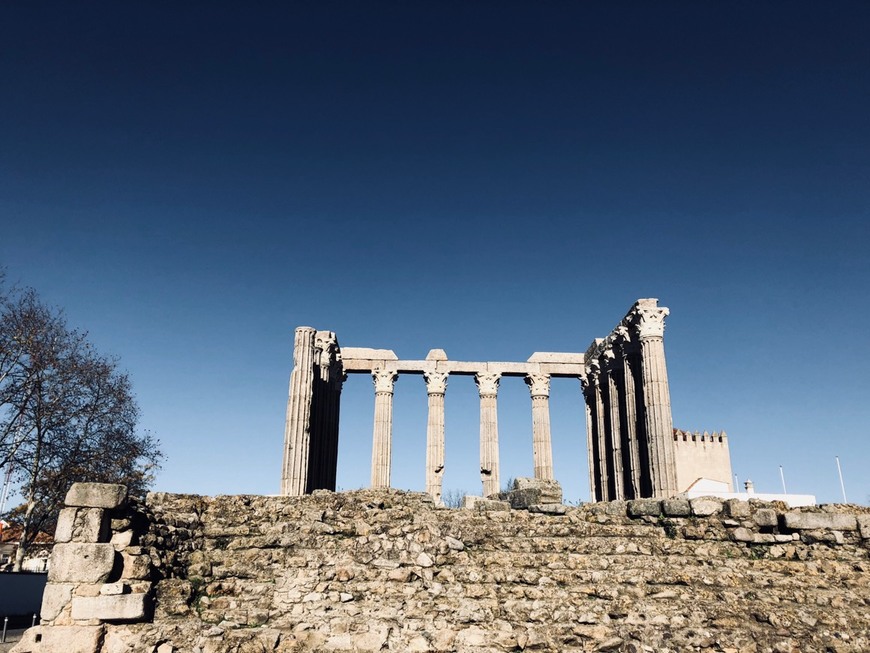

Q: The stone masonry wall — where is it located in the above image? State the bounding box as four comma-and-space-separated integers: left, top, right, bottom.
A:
13, 485, 870, 653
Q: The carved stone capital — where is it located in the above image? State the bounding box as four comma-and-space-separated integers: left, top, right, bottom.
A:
474, 372, 501, 397
631, 303, 669, 339
614, 324, 630, 341
584, 358, 601, 384
372, 369, 398, 394
524, 373, 551, 398
423, 371, 449, 395
315, 330, 342, 382
601, 340, 617, 365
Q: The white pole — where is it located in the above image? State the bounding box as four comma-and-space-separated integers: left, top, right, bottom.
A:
835, 456, 847, 503
779, 465, 787, 494
733, 473, 739, 494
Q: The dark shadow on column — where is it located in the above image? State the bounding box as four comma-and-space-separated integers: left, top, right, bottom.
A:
600, 380, 617, 501
614, 367, 636, 500
629, 351, 653, 497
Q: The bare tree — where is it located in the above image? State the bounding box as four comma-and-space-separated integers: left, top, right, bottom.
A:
0, 276, 162, 569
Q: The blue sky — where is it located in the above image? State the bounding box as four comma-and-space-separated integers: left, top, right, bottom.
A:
1, 2, 868, 505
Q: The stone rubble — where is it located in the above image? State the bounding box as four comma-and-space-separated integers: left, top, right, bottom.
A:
12, 484, 870, 653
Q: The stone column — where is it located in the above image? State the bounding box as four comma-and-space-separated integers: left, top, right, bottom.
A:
633, 300, 678, 497
581, 374, 601, 502
282, 327, 316, 496
525, 374, 553, 480
324, 370, 345, 491
602, 344, 624, 500
475, 372, 501, 497
593, 369, 609, 501
371, 369, 398, 489
618, 332, 642, 499
423, 371, 448, 503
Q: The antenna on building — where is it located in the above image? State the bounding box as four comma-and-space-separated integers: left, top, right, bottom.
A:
835, 456, 847, 503
779, 465, 787, 494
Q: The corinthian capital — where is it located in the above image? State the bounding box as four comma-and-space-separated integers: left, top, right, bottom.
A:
475, 372, 501, 397
372, 369, 398, 394
631, 300, 669, 339
423, 371, 449, 395
524, 373, 551, 398
315, 330, 341, 381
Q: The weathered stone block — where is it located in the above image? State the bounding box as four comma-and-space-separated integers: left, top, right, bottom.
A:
110, 530, 134, 551
100, 582, 128, 596
102, 626, 143, 653
120, 551, 152, 580
731, 527, 754, 542
627, 499, 661, 517
753, 508, 778, 528
690, 498, 723, 516
463, 496, 510, 511
71, 593, 148, 621
724, 499, 751, 519
41, 583, 74, 621
782, 512, 857, 531
415, 552, 434, 568
55, 508, 108, 544
510, 477, 563, 504
48, 543, 116, 583
857, 514, 870, 539
662, 499, 691, 517
752, 533, 777, 544
11, 625, 105, 653
153, 579, 192, 618
444, 536, 465, 551
528, 503, 567, 515
65, 483, 127, 509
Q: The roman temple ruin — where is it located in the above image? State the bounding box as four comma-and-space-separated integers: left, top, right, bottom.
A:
281, 298, 733, 502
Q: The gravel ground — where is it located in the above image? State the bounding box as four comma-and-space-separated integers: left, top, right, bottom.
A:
0, 627, 27, 652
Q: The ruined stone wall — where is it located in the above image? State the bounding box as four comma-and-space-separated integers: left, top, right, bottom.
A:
16, 487, 870, 653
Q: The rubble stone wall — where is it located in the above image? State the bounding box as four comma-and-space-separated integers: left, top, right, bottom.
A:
14, 485, 870, 653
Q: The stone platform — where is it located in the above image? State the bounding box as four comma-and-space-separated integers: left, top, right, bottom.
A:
13, 485, 870, 652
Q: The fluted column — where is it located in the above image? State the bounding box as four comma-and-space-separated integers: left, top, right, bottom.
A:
525, 373, 553, 480
424, 371, 448, 503
602, 344, 624, 500
581, 374, 601, 502
475, 372, 501, 497
282, 327, 316, 496
594, 369, 609, 500
324, 370, 345, 491
634, 301, 678, 497
371, 369, 398, 488
619, 336, 642, 499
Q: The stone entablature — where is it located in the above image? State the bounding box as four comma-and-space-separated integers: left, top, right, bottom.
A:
13, 483, 870, 653
341, 349, 586, 377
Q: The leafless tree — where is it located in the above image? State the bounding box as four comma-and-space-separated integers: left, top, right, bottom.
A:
0, 275, 162, 569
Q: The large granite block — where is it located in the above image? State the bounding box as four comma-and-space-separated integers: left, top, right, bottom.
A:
55, 507, 108, 543
48, 543, 116, 583
65, 483, 127, 509
71, 593, 148, 621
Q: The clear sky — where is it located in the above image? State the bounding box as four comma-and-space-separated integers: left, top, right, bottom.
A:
1, 2, 868, 505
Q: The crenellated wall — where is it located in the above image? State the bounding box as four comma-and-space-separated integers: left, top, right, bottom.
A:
12, 484, 870, 653
672, 429, 733, 492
